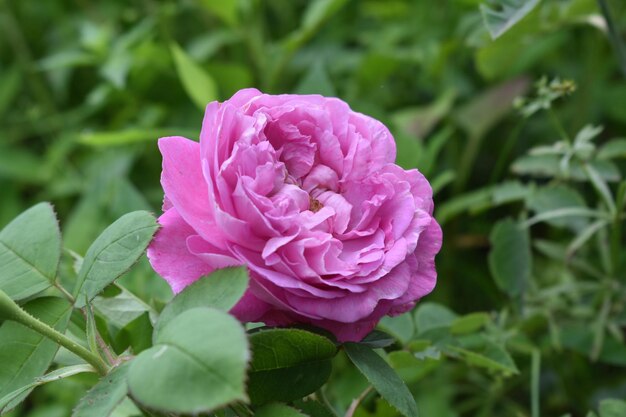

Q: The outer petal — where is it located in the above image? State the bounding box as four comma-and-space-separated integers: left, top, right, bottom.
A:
158, 136, 217, 242
147, 208, 214, 293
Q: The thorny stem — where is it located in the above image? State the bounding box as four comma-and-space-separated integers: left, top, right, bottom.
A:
0, 290, 110, 375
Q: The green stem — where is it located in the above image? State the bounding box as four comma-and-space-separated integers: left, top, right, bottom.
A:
598, 0, 626, 79
0, 290, 109, 375
547, 108, 570, 143
530, 349, 540, 417
230, 402, 254, 417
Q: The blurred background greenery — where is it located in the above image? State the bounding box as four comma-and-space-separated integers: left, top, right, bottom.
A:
2, 0, 626, 416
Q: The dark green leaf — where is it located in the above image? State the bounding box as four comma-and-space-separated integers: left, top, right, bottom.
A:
156, 267, 248, 334
488, 218, 531, 297
73, 362, 130, 417
248, 328, 337, 405
128, 308, 249, 414
0, 203, 61, 300
74, 211, 158, 307
360, 330, 396, 349
294, 399, 338, 417
0, 297, 72, 412
344, 343, 418, 417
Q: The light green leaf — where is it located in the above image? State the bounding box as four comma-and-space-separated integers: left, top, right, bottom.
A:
414, 302, 457, 334
597, 139, 626, 160
599, 399, 626, 417
128, 308, 249, 414
450, 313, 491, 335
284, 0, 349, 52
78, 128, 199, 147
198, 0, 239, 26
392, 90, 456, 141
488, 218, 531, 297
155, 266, 248, 334
74, 211, 158, 307
447, 340, 518, 375
512, 156, 621, 182
0, 297, 72, 412
171, 43, 218, 109
527, 185, 589, 230
296, 61, 336, 96
248, 328, 337, 405
378, 314, 415, 344
0, 364, 94, 413
255, 403, 308, 417
93, 290, 155, 329
480, 0, 541, 40
344, 343, 418, 417
73, 362, 130, 417
0, 203, 61, 300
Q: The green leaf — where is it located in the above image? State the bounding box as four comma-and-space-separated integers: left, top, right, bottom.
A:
128, 308, 249, 414
0, 364, 95, 413
597, 139, 626, 160
170, 43, 218, 110
198, 0, 239, 26
294, 399, 338, 417
344, 343, 418, 417
155, 266, 248, 334
78, 128, 199, 147
392, 90, 456, 140
0, 203, 61, 300
599, 399, 626, 417
296, 61, 336, 96
255, 403, 308, 417
73, 362, 130, 417
446, 340, 518, 375
414, 302, 457, 334
360, 330, 397, 349
0, 297, 72, 412
378, 314, 415, 344
248, 328, 337, 405
93, 290, 155, 329
480, 0, 541, 40
284, 0, 349, 52
512, 156, 621, 182
74, 211, 158, 307
527, 185, 588, 230
488, 218, 531, 297
450, 313, 491, 335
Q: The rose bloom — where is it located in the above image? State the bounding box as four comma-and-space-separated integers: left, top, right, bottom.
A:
148, 89, 442, 342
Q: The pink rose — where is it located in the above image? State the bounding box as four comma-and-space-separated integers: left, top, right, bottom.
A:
148, 89, 442, 342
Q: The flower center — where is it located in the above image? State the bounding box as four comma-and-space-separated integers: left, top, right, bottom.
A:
309, 195, 323, 212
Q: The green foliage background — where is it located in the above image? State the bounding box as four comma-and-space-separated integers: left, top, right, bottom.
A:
2, 0, 626, 416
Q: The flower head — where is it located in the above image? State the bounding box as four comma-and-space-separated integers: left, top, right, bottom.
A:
148, 89, 442, 341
